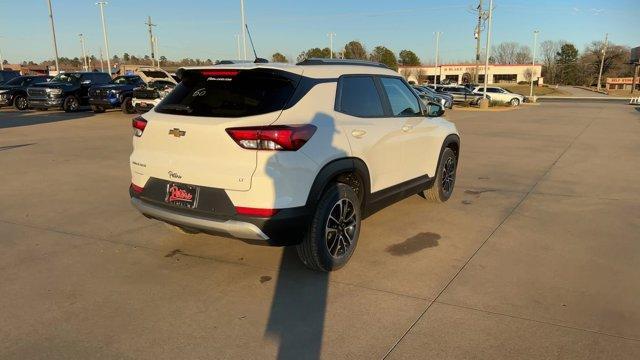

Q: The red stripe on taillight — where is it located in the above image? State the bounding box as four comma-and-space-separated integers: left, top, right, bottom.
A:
201, 70, 239, 77
226, 125, 316, 151
235, 207, 279, 217
130, 183, 144, 194
132, 116, 147, 137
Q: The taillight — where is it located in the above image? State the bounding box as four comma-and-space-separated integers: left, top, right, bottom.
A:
235, 207, 279, 217
132, 116, 147, 137
130, 183, 144, 194
226, 125, 317, 151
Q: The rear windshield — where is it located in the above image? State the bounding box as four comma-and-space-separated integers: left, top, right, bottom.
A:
156, 68, 300, 117
141, 70, 170, 79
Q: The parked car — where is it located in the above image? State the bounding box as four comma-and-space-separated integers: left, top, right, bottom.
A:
415, 85, 453, 109
435, 85, 486, 105
129, 59, 460, 271
0, 75, 52, 110
89, 67, 176, 113
0, 70, 20, 85
132, 79, 176, 113
27, 72, 112, 112
472, 86, 524, 106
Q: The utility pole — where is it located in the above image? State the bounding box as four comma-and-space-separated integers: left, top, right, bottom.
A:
145, 16, 156, 66
47, 0, 60, 74
79, 33, 88, 71
96, 2, 112, 76
240, 0, 247, 60
99, 48, 104, 72
596, 33, 608, 92
328, 32, 336, 59
153, 36, 160, 67
0, 46, 4, 71
482, 0, 494, 100
434, 32, 442, 84
529, 30, 539, 101
235, 34, 241, 59
474, 0, 483, 84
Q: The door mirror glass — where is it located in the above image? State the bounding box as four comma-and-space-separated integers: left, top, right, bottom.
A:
425, 102, 445, 117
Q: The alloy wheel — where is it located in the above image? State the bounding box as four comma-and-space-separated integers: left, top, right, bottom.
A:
441, 156, 456, 195
16, 96, 28, 110
325, 198, 358, 258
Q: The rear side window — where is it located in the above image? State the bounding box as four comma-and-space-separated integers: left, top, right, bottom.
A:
157, 69, 300, 117
336, 76, 384, 117
380, 77, 421, 116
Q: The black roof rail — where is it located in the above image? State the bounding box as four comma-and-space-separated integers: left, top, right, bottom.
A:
296, 58, 389, 69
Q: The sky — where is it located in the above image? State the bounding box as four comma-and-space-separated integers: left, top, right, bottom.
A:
0, 0, 637, 65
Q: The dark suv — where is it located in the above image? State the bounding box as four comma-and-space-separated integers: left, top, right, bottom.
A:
89, 75, 145, 113
27, 72, 112, 112
0, 70, 20, 85
0, 75, 52, 110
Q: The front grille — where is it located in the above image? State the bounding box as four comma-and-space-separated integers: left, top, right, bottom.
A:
27, 88, 47, 97
90, 88, 109, 99
133, 89, 159, 100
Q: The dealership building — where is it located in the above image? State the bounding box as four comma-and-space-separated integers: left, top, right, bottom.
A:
398, 64, 543, 85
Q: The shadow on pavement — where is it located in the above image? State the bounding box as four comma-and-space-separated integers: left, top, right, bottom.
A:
265, 247, 328, 360
0, 109, 97, 129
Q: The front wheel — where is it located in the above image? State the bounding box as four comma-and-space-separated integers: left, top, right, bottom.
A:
296, 183, 361, 272
63, 96, 80, 112
14, 95, 28, 110
421, 147, 457, 203
121, 97, 135, 114
510, 98, 520, 106
91, 105, 105, 113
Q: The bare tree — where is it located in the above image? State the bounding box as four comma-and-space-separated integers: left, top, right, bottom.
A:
493, 42, 519, 64
540, 40, 564, 84
514, 46, 532, 64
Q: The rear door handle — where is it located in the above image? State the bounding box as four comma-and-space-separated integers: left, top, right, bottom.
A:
351, 129, 367, 138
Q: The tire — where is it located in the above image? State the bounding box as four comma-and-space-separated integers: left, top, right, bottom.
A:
510, 98, 520, 106
91, 105, 106, 113
14, 94, 28, 110
63, 96, 80, 112
422, 147, 458, 203
296, 183, 361, 272
121, 97, 135, 114
35, 108, 48, 111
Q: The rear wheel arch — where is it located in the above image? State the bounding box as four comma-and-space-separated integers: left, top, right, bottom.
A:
305, 157, 371, 212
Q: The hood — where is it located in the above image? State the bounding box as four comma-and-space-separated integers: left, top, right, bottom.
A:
0, 84, 19, 91
31, 82, 74, 90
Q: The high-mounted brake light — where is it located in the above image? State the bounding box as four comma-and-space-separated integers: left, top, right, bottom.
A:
235, 207, 279, 217
226, 125, 317, 151
201, 70, 239, 77
132, 116, 147, 137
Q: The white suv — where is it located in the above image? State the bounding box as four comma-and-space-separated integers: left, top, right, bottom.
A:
472, 86, 524, 106
129, 59, 460, 271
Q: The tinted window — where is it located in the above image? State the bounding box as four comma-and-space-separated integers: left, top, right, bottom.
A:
32, 77, 51, 84
4, 76, 25, 86
157, 68, 299, 118
380, 77, 421, 116
337, 76, 384, 117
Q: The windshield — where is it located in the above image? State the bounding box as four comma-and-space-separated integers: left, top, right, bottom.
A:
156, 68, 300, 117
4, 77, 25, 85
50, 73, 80, 84
111, 76, 139, 85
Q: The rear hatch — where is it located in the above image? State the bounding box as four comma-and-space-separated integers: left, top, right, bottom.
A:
132, 66, 303, 191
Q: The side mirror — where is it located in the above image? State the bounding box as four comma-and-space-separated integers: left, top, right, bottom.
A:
81, 79, 92, 85
425, 102, 445, 117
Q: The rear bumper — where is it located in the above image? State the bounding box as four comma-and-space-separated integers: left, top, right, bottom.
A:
131, 197, 270, 241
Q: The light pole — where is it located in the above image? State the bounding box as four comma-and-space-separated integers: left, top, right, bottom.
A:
434, 32, 442, 84
99, 48, 104, 72
328, 32, 336, 59
474, 0, 483, 84
596, 33, 608, 92
240, 0, 247, 60
0, 45, 4, 71
79, 33, 88, 71
146, 16, 156, 66
153, 36, 160, 67
47, 0, 60, 74
96, 2, 112, 76
481, 0, 494, 101
529, 30, 539, 101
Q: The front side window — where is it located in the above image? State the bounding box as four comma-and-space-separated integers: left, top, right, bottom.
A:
157, 68, 299, 117
337, 76, 384, 117
380, 77, 421, 116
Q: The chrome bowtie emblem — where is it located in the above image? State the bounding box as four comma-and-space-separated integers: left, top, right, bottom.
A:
168, 128, 186, 137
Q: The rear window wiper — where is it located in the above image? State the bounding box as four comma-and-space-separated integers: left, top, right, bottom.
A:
157, 104, 193, 114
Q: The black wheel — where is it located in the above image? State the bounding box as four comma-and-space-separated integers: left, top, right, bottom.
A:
510, 98, 520, 106
63, 96, 80, 112
121, 97, 135, 114
14, 94, 28, 110
422, 147, 457, 203
91, 105, 106, 113
296, 183, 361, 272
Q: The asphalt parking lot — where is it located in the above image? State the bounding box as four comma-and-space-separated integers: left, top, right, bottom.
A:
1, 103, 639, 359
